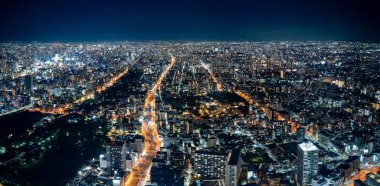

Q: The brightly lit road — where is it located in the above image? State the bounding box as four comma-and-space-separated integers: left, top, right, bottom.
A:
33, 66, 130, 115
124, 55, 176, 186
200, 61, 222, 91
201, 59, 300, 132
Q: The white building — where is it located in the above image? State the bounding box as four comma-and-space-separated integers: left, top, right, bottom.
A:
297, 142, 319, 186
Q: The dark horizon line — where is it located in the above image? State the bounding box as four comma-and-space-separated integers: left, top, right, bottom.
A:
1, 39, 379, 44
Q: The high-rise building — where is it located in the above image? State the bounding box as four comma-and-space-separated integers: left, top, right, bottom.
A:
226, 149, 243, 186
0, 57, 6, 79
338, 156, 360, 181
207, 136, 217, 148
194, 150, 229, 184
24, 75, 33, 91
297, 142, 319, 186
99, 154, 107, 169
273, 121, 285, 138
106, 141, 126, 175
354, 180, 368, 186
127, 135, 144, 154
366, 173, 380, 186
171, 150, 185, 168
297, 127, 306, 142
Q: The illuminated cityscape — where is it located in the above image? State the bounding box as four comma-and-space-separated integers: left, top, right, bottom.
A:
1, 0, 380, 186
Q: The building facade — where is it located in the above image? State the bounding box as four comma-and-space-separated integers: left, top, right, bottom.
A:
297, 142, 319, 186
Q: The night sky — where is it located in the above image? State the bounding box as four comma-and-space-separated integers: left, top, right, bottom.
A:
0, 0, 379, 42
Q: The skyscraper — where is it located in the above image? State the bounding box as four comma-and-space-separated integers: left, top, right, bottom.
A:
106, 141, 126, 175
297, 127, 306, 142
24, 75, 33, 91
226, 149, 242, 186
297, 142, 319, 186
274, 121, 285, 138
194, 150, 228, 184
366, 173, 380, 186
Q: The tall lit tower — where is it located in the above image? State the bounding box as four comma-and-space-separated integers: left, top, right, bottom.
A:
297, 142, 319, 186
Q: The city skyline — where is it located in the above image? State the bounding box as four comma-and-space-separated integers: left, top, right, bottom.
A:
1, 1, 380, 186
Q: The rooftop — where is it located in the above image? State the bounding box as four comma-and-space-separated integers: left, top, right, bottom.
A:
299, 142, 318, 152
